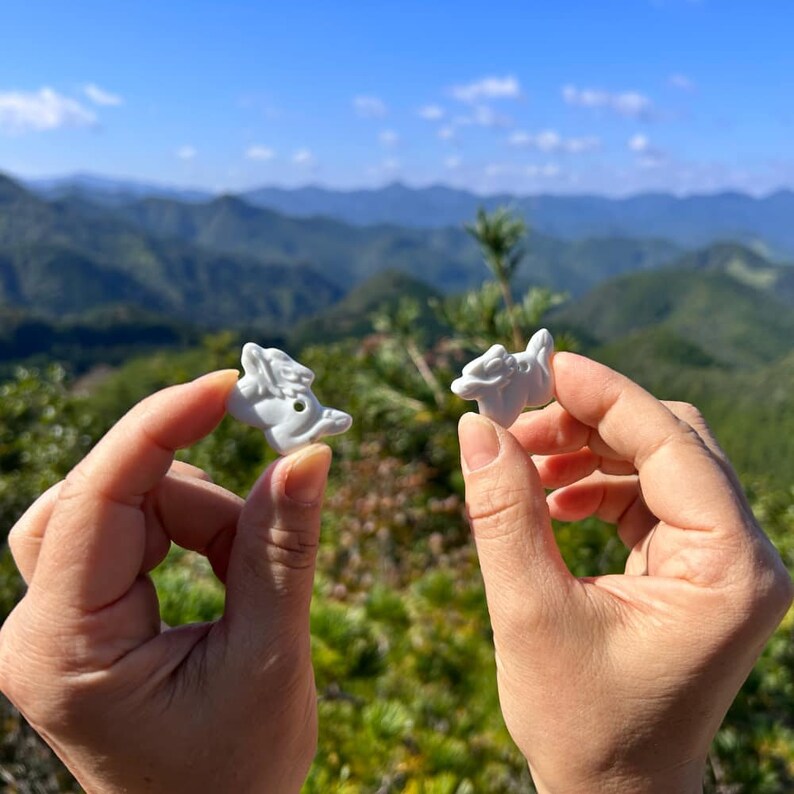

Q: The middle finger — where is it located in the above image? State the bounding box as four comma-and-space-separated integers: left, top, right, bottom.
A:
534, 448, 636, 489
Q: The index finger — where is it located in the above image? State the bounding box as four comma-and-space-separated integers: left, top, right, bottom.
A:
32, 370, 239, 612
551, 353, 748, 537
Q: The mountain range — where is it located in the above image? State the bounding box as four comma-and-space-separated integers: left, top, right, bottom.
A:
25, 173, 794, 259
3, 169, 792, 384
0, 171, 683, 324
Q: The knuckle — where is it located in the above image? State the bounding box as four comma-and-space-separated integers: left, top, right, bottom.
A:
637, 419, 704, 468
6, 528, 22, 558
725, 531, 794, 625
59, 465, 93, 503
751, 556, 794, 618
666, 401, 714, 438
665, 400, 701, 421
776, 571, 794, 613
170, 460, 213, 483
243, 515, 319, 574
466, 476, 528, 537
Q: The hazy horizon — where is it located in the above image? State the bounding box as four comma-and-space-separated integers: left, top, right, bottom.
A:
15, 168, 794, 202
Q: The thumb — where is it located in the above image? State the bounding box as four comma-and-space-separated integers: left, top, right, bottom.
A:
459, 414, 573, 641
222, 444, 331, 654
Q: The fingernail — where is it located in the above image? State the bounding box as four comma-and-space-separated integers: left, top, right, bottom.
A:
284, 445, 332, 503
459, 414, 500, 471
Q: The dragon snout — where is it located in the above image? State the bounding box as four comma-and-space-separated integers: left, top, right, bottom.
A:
322, 407, 353, 432
451, 376, 479, 399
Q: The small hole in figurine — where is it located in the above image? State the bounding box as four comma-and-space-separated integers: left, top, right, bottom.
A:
294, 401, 306, 413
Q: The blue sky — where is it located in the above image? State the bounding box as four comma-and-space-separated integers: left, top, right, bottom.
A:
1, 0, 793, 196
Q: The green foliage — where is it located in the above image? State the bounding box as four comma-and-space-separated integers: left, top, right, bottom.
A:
0, 689, 82, 793
306, 560, 529, 792
465, 207, 528, 349
153, 549, 225, 626
0, 305, 200, 377
704, 486, 794, 792
0, 365, 97, 538
291, 269, 444, 351
0, 366, 97, 792
593, 339, 794, 488
437, 282, 567, 352
465, 207, 527, 286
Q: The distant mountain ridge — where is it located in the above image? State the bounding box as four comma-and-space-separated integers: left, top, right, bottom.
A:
105, 191, 681, 295
242, 184, 794, 259
27, 172, 213, 205
24, 173, 794, 258
3, 170, 792, 352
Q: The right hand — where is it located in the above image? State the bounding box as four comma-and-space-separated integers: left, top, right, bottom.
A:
458, 353, 792, 793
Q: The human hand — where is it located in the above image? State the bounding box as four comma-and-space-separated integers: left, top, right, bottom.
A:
458, 353, 793, 794
0, 371, 331, 793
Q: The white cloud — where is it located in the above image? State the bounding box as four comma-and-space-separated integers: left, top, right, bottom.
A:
451, 75, 521, 103
526, 163, 561, 178
353, 95, 387, 119
83, 83, 123, 106
481, 162, 563, 184
472, 104, 510, 127
669, 73, 696, 91
438, 125, 456, 141
418, 104, 445, 120
638, 155, 665, 169
534, 130, 562, 151
379, 129, 399, 147
627, 134, 665, 167
176, 145, 197, 161
509, 128, 600, 153
246, 145, 275, 161
628, 133, 650, 153
509, 131, 532, 147
454, 104, 512, 129
366, 157, 402, 179
0, 87, 96, 134
484, 163, 505, 177
445, 155, 461, 170
614, 92, 653, 117
293, 148, 315, 166
566, 136, 601, 153
562, 84, 654, 119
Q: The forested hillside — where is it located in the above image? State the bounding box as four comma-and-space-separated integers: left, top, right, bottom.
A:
1, 171, 682, 314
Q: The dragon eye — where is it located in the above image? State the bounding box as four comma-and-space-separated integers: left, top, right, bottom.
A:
293, 401, 306, 413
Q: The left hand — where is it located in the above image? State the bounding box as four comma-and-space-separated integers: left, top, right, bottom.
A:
0, 371, 331, 793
